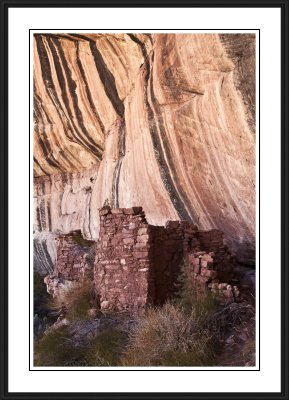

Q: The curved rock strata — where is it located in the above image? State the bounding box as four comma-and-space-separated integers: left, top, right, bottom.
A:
34, 33, 256, 266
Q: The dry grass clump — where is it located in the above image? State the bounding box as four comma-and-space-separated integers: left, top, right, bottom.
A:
49, 279, 98, 322
34, 325, 128, 367
84, 328, 128, 366
121, 302, 215, 366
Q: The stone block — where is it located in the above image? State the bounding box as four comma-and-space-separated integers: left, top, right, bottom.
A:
233, 286, 240, 297
137, 227, 148, 235
101, 301, 109, 310
122, 233, 134, 239
134, 251, 149, 259
123, 238, 135, 245
202, 254, 214, 263
223, 290, 234, 298
137, 235, 149, 243
111, 208, 124, 214
124, 207, 143, 215
134, 242, 148, 248
105, 265, 120, 270
165, 221, 180, 229
218, 283, 227, 290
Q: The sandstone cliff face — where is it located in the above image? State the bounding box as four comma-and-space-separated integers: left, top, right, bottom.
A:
34, 33, 255, 268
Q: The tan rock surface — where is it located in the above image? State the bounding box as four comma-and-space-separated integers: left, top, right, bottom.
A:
34, 33, 255, 265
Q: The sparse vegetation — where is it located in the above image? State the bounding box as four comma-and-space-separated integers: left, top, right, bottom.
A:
175, 262, 219, 316
85, 328, 128, 366
34, 324, 129, 367
49, 279, 98, 322
34, 326, 88, 366
121, 302, 216, 366
34, 260, 255, 367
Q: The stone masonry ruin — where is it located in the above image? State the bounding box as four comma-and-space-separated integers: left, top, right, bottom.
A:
44, 206, 240, 311
94, 206, 237, 312
44, 230, 95, 297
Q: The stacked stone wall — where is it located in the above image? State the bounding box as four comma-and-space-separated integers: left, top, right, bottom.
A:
196, 230, 235, 282
94, 207, 154, 312
94, 207, 236, 311
54, 230, 95, 281
186, 251, 240, 301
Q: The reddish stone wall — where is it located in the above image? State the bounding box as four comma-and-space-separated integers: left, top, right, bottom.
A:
94, 207, 154, 312
94, 207, 236, 312
196, 230, 235, 282
54, 230, 95, 281
186, 251, 240, 301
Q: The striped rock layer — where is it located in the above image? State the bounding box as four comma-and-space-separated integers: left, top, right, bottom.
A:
34, 33, 256, 267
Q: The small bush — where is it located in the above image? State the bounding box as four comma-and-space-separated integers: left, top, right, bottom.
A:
34, 326, 87, 366
121, 303, 215, 366
174, 262, 194, 312
50, 279, 97, 322
175, 262, 219, 318
85, 328, 128, 366
34, 321, 129, 367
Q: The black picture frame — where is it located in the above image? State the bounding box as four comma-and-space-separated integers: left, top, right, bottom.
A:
1, 0, 288, 399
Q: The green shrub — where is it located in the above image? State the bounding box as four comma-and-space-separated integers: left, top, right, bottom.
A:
174, 262, 194, 312
175, 262, 219, 318
34, 321, 128, 367
34, 326, 88, 366
85, 328, 128, 366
